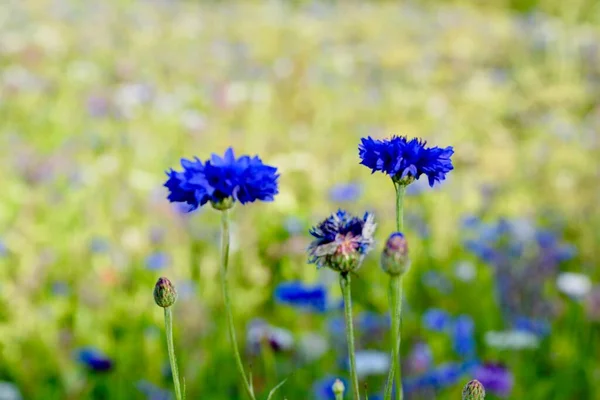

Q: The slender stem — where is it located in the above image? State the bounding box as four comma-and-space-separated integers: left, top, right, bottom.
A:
389, 182, 407, 400
335, 392, 344, 400
164, 307, 183, 400
219, 209, 255, 400
340, 273, 360, 400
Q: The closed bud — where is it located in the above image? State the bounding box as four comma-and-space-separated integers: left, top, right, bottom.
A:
462, 379, 485, 400
332, 379, 345, 396
381, 232, 410, 276
154, 277, 177, 308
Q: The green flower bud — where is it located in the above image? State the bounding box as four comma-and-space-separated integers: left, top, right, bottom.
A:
332, 379, 345, 396
462, 379, 485, 400
154, 277, 177, 308
211, 197, 234, 211
381, 232, 410, 276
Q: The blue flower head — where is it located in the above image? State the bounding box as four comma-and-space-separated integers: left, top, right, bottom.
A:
274, 281, 328, 313
308, 209, 376, 273
164, 148, 279, 211
423, 308, 452, 332
452, 315, 476, 358
76, 347, 113, 372
358, 136, 454, 186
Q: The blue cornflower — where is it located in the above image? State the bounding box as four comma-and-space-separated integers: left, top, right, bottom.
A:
76, 347, 113, 372
164, 147, 279, 211
358, 136, 454, 186
329, 182, 362, 202
513, 316, 550, 337
473, 363, 514, 397
313, 376, 349, 400
416, 362, 463, 389
423, 308, 452, 332
452, 315, 476, 358
145, 252, 170, 271
308, 209, 376, 273
274, 281, 328, 313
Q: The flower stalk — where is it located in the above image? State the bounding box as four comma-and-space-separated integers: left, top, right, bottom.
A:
340, 273, 360, 400
219, 209, 255, 400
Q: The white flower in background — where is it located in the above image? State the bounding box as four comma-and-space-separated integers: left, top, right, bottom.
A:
484, 330, 539, 350
0, 382, 22, 400
354, 350, 390, 378
557, 272, 592, 299
298, 332, 329, 362
454, 261, 476, 282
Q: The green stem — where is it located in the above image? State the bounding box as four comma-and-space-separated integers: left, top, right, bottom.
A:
164, 307, 183, 400
219, 209, 255, 400
391, 182, 407, 400
340, 273, 360, 400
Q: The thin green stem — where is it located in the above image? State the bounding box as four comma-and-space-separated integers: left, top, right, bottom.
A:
395, 182, 405, 232
164, 307, 183, 400
340, 273, 360, 400
219, 209, 255, 400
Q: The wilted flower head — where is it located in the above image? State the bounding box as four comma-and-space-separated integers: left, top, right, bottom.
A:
153, 277, 177, 308
164, 147, 279, 211
358, 136, 454, 186
462, 379, 486, 400
381, 232, 410, 276
308, 210, 376, 274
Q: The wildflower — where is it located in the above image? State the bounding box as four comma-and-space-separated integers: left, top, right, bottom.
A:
452, 315, 476, 358
358, 136, 453, 186
308, 209, 376, 273
423, 308, 452, 332
462, 379, 486, 400
454, 261, 477, 282
353, 350, 390, 378
381, 232, 410, 276
417, 362, 463, 389
246, 319, 294, 354
164, 148, 279, 211
512, 316, 550, 337
473, 364, 513, 397
76, 347, 113, 372
0, 240, 6, 257
313, 376, 350, 400
556, 272, 592, 299
329, 182, 362, 202
407, 342, 433, 374
274, 281, 328, 313
145, 252, 170, 271
153, 277, 177, 308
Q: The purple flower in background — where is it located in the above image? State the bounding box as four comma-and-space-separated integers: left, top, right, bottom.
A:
145, 252, 170, 271
358, 136, 454, 186
76, 347, 113, 372
86, 94, 110, 118
164, 148, 279, 211
423, 308, 452, 332
274, 281, 328, 313
452, 315, 476, 358
473, 363, 514, 397
329, 182, 362, 202
407, 342, 433, 374
313, 376, 349, 400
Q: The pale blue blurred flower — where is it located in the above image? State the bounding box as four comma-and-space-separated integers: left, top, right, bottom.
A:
423, 308, 451, 332
145, 252, 170, 271
328, 182, 362, 202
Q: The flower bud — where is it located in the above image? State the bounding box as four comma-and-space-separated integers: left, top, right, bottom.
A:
154, 277, 178, 308
462, 379, 485, 400
381, 232, 410, 276
332, 379, 345, 397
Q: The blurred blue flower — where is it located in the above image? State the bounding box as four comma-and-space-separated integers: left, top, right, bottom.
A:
357, 311, 390, 333
452, 315, 476, 358
423, 308, 452, 332
89, 237, 110, 254
136, 380, 172, 400
329, 182, 362, 202
275, 281, 327, 313
358, 136, 454, 186
0, 381, 22, 400
513, 316, 550, 337
0, 241, 6, 257
76, 347, 113, 372
407, 342, 433, 374
422, 271, 452, 293
145, 252, 170, 271
313, 376, 349, 400
51, 281, 69, 296
308, 210, 376, 271
283, 216, 305, 235
164, 148, 279, 211
473, 363, 514, 397
416, 362, 463, 389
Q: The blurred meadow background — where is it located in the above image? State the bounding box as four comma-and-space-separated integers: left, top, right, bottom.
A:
1, 0, 600, 399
